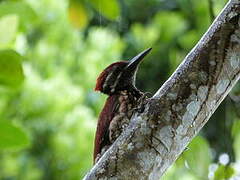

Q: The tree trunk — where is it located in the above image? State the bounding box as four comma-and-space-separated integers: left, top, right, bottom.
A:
84, 0, 240, 179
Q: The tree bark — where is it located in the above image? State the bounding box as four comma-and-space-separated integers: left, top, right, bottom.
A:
84, 0, 240, 179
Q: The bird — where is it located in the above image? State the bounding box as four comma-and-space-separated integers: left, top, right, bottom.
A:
93, 48, 152, 163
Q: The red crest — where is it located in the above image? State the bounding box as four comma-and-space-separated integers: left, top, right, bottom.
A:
95, 61, 126, 92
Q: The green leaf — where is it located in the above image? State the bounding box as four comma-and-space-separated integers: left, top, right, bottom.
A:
182, 136, 212, 178
234, 129, 240, 162
0, 1, 37, 30
0, 14, 19, 47
131, 23, 159, 49
68, 1, 89, 29
153, 12, 187, 42
0, 121, 30, 150
178, 30, 200, 50
89, 0, 120, 20
214, 165, 235, 180
0, 49, 24, 87
232, 119, 240, 137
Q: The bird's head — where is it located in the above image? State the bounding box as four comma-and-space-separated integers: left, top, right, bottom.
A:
95, 48, 152, 95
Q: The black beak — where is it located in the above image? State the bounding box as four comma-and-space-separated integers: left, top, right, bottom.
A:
125, 48, 152, 71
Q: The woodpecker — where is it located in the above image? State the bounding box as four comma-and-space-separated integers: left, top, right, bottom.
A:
93, 48, 152, 163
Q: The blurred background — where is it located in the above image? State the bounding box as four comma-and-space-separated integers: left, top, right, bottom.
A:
0, 0, 239, 179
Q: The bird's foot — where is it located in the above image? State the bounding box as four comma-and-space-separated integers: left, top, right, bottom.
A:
137, 92, 152, 113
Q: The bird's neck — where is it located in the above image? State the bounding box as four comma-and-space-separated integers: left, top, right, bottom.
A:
117, 86, 143, 99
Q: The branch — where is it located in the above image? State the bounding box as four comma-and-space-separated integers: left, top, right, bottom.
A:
84, 0, 240, 179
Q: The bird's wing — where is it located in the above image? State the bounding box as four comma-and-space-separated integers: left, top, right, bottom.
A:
93, 95, 119, 162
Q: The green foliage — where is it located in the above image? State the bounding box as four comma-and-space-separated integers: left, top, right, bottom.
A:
89, 0, 120, 20
0, 1, 37, 30
162, 136, 212, 180
232, 118, 240, 138
0, 121, 29, 150
153, 12, 187, 42
0, 49, 24, 87
214, 165, 235, 180
234, 126, 240, 162
130, 23, 160, 49
52, 106, 95, 178
178, 30, 199, 50
182, 136, 212, 178
68, 0, 89, 28
0, 14, 19, 47
0, 0, 238, 179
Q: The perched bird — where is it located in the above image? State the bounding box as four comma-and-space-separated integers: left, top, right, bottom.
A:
93, 48, 152, 163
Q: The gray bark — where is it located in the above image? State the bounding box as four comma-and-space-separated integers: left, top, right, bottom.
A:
83, 0, 240, 179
